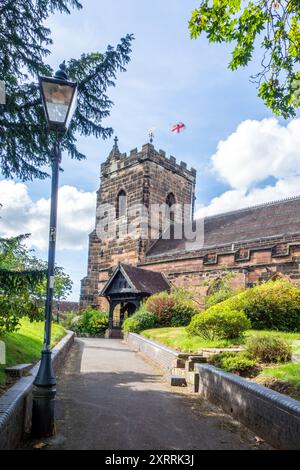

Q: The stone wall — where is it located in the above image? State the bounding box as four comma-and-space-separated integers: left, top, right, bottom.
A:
139, 239, 300, 305
80, 143, 196, 308
127, 332, 189, 371
195, 363, 300, 450
0, 331, 74, 450
126, 332, 300, 450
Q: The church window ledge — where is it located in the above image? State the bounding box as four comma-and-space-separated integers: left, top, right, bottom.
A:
271, 244, 290, 258
235, 249, 251, 262
203, 254, 218, 265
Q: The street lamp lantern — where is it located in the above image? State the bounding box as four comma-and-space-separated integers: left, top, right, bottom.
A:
39, 61, 77, 132
32, 62, 77, 438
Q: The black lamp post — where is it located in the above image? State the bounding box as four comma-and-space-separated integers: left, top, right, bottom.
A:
31, 62, 77, 438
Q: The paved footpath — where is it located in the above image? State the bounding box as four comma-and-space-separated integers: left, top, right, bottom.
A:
31, 338, 271, 450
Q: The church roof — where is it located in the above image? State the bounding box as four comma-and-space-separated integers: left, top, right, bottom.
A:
101, 263, 171, 296
146, 196, 300, 259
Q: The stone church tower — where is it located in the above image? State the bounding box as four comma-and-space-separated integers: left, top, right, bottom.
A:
80, 138, 197, 309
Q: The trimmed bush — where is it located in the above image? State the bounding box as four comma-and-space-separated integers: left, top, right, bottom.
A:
170, 301, 198, 326
67, 308, 108, 336
205, 289, 234, 309
122, 305, 158, 334
187, 306, 251, 340
209, 351, 257, 376
207, 280, 300, 332
246, 335, 292, 363
145, 292, 175, 326
145, 291, 199, 327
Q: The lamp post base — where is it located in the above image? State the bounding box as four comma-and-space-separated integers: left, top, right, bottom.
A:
32, 385, 56, 438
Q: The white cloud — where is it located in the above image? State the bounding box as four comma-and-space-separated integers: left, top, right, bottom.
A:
211, 118, 300, 190
196, 176, 300, 219
196, 118, 300, 218
0, 181, 95, 251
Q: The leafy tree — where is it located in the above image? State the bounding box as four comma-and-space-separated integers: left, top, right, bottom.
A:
0, 0, 133, 180
35, 264, 73, 322
0, 235, 45, 333
52, 266, 73, 303
189, 1, 300, 118
0, 234, 73, 333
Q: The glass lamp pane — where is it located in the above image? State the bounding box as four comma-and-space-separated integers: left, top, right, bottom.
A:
65, 86, 77, 129
42, 81, 74, 124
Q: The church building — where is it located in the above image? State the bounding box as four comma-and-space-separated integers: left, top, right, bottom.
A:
80, 139, 300, 336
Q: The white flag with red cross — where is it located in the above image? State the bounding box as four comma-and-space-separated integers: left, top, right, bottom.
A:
171, 122, 186, 134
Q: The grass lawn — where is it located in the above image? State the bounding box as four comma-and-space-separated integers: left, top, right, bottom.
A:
0, 318, 66, 387
255, 363, 300, 400
259, 363, 300, 387
141, 327, 241, 352
142, 326, 300, 400
141, 327, 300, 354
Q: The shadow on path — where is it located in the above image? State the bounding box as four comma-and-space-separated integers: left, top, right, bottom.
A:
25, 339, 271, 450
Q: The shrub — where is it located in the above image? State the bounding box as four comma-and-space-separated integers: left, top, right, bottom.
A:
187, 306, 251, 340
170, 301, 198, 327
208, 280, 300, 332
61, 311, 78, 330
205, 289, 234, 309
241, 281, 300, 331
85, 311, 109, 337
122, 305, 158, 334
67, 308, 108, 336
171, 287, 195, 302
205, 273, 239, 309
145, 292, 175, 326
209, 351, 257, 376
145, 290, 199, 327
246, 335, 292, 363
69, 314, 83, 335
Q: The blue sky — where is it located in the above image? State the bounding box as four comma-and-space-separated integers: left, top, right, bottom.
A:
1, 0, 300, 300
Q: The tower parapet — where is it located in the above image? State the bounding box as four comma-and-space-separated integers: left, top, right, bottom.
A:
101, 142, 196, 183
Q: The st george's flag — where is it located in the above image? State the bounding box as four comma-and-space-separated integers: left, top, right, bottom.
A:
171, 122, 186, 134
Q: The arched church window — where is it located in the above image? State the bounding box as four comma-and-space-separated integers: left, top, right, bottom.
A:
116, 190, 127, 219
166, 192, 176, 223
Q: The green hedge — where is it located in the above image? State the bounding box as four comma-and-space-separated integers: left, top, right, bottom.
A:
209, 351, 257, 376
62, 308, 108, 336
187, 306, 250, 340
246, 334, 292, 363
204, 280, 300, 332
122, 305, 158, 334
145, 290, 199, 327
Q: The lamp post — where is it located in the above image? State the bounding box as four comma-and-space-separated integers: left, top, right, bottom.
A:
31, 62, 77, 438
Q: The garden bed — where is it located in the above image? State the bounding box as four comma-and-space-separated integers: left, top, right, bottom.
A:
253, 363, 300, 401
141, 327, 300, 400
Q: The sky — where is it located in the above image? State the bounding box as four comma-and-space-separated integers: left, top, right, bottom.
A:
1, 0, 300, 300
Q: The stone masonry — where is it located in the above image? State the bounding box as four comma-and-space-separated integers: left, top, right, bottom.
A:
80, 140, 300, 309
80, 140, 196, 309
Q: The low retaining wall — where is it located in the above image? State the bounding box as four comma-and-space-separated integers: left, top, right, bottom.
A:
195, 363, 300, 450
126, 333, 189, 371
127, 333, 300, 449
0, 330, 74, 450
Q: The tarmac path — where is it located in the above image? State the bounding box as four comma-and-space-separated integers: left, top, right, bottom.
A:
31, 338, 270, 450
